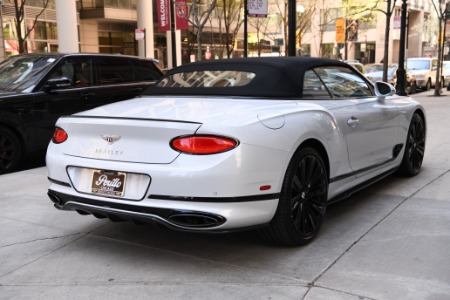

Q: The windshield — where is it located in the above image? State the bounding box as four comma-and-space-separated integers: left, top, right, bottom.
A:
365, 65, 397, 79
0, 55, 58, 92
407, 60, 430, 71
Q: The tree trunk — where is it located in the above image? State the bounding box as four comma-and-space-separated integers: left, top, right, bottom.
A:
13, 0, 50, 54
16, 21, 26, 53
434, 16, 443, 96
197, 28, 203, 61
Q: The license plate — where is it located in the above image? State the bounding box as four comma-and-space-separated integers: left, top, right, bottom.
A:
91, 170, 126, 197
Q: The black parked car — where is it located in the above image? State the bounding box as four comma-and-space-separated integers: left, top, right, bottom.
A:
0, 53, 163, 174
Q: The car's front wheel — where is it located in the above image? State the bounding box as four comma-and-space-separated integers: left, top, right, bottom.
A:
0, 127, 22, 175
397, 113, 425, 176
260, 147, 328, 246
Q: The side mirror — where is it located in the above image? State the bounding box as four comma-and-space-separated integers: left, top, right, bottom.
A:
44, 77, 72, 92
374, 81, 396, 97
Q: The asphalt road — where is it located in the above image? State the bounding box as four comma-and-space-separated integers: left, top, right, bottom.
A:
0, 90, 449, 300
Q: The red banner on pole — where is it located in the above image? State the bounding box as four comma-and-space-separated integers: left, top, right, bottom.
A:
175, 0, 189, 30
158, 0, 171, 31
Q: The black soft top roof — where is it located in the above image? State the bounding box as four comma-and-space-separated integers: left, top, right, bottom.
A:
146, 57, 353, 98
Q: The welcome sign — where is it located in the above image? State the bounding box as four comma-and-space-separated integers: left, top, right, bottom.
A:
158, 0, 171, 31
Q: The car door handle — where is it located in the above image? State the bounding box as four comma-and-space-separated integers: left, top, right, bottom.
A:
347, 116, 359, 128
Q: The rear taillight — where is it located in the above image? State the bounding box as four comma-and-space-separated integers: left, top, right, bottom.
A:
52, 127, 68, 144
171, 135, 238, 154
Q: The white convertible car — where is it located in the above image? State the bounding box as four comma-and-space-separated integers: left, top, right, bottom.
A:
46, 57, 426, 246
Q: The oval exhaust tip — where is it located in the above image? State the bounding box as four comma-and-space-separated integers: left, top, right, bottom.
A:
47, 192, 62, 206
168, 213, 225, 228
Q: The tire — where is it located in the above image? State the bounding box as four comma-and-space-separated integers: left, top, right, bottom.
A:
408, 81, 417, 94
397, 113, 425, 177
259, 147, 328, 246
0, 127, 22, 175
424, 79, 431, 91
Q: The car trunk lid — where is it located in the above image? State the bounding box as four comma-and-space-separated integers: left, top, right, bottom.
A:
56, 116, 201, 164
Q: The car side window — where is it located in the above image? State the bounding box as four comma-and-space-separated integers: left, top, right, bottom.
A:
130, 59, 163, 81
47, 57, 95, 88
302, 70, 332, 99
315, 66, 373, 99
97, 57, 135, 85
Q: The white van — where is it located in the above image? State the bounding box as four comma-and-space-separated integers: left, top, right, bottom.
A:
406, 57, 439, 90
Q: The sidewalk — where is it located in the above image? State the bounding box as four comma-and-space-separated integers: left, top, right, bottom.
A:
0, 90, 449, 300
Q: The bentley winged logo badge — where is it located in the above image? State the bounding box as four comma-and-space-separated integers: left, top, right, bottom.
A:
101, 134, 121, 145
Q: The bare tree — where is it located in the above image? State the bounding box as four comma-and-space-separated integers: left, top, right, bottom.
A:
7, 0, 50, 53
248, 17, 272, 56
368, 0, 397, 82
179, 0, 218, 61
247, 8, 283, 56
279, 0, 288, 55
313, 0, 340, 58
214, 0, 244, 58
296, 2, 317, 56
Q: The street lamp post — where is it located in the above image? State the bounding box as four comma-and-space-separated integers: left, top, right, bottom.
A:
244, 0, 248, 57
396, 0, 408, 96
170, 0, 177, 67
288, 0, 296, 56
288, 1, 304, 56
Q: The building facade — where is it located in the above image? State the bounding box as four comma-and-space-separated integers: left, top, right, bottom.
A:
0, 0, 440, 66
299, 0, 436, 63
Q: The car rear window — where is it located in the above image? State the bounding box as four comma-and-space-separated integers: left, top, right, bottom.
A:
157, 70, 256, 88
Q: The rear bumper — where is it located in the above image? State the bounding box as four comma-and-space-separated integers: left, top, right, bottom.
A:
46, 135, 288, 231
48, 189, 279, 232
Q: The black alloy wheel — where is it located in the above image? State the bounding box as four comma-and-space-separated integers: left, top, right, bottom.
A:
397, 113, 425, 177
260, 147, 328, 246
0, 127, 22, 175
